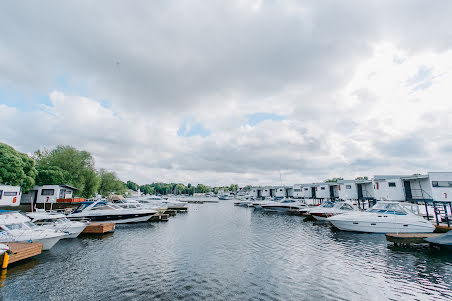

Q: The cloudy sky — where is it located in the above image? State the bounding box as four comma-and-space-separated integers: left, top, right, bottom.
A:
1, 1, 452, 186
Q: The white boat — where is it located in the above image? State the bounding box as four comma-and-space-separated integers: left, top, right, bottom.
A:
261, 199, 309, 213
0, 243, 8, 256
161, 199, 188, 210
309, 201, 357, 221
328, 201, 435, 233
134, 198, 169, 212
68, 201, 157, 224
0, 211, 66, 250
27, 210, 88, 239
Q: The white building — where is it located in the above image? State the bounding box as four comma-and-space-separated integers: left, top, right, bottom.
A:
372, 175, 406, 201
314, 183, 339, 200
355, 179, 375, 201
0, 185, 21, 207
292, 184, 303, 198
401, 172, 452, 202
337, 180, 359, 200
21, 184, 77, 204
274, 186, 294, 198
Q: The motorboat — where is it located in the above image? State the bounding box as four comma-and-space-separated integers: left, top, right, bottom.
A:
425, 231, 452, 248
27, 210, 88, 238
0, 210, 66, 250
0, 244, 8, 256
328, 201, 435, 233
261, 199, 309, 213
68, 201, 157, 224
161, 199, 188, 210
309, 201, 357, 221
134, 198, 169, 213
218, 194, 234, 200
252, 197, 279, 209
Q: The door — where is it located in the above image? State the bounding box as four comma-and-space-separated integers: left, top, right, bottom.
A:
404, 181, 412, 200
329, 186, 334, 198
357, 184, 363, 199
311, 187, 316, 198
59, 189, 65, 199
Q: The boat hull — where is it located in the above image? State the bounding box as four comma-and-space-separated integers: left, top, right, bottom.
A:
71, 212, 155, 224
329, 220, 435, 234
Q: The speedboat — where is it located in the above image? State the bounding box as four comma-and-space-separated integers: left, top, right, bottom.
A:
218, 194, 234, 200
0, 211, 66, 250
68, 201, 157, 224
261, 199, 309, 213
309, 201, 357, 221
161, 199, 188, 210
328, 201, 435, 233
135, 198, 169, 213
27, 210, 88, 238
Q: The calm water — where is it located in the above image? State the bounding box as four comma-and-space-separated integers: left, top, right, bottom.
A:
1, 199, 452, 301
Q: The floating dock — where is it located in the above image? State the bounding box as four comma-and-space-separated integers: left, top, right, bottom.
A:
82, 222, 115, 234
435, 224, 452, 232
150, 213, 169, 222
385, 233, 441, 246
1, 242, 43, 268
164, 209, 177, 216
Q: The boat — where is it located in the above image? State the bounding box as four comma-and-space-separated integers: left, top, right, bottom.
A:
68, 201, 157, 224
309, 201, 357, 221
134, 198, 169, 213
261, 198, 309, 213
328, 201, 435, 233
425, 231, 452, 248
0, 210, 66, 250
218, 194, 234, 200
161, 199, 188, 210
27, 210, 88, 238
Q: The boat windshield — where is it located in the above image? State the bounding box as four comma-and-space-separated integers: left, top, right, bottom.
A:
336, 203, 354, 210
322, 202, 335, 208
25, 222, 38, 229
367, 203, 408, 215
4, 223, 29, 231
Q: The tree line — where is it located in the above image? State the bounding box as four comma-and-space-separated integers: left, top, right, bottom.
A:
0, 142, 242, 198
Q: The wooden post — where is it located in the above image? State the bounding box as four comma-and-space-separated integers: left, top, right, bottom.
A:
444, 203, 450, 228
433, 201, 440, 226
424, 202, 430, 221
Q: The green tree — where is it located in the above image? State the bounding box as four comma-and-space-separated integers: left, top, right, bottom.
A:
35, 145, 100, 198
242, 185, 252, 191
0, 143, 37, 192
355, 176, 368, 180
140, 184, 155, 195
99, 169, 126, 197
127, 180, 139, 191
35, 166, 68, 186
324, 177, 343, 183
229, 184, 239, 192
195, 184, 211, 193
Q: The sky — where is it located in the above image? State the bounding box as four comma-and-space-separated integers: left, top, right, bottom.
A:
1, 0, 452, 186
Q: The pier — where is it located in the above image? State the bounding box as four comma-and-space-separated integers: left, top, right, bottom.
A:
1, 242, 43, 268
82, 222, 116, 234
385, 233, 441, 246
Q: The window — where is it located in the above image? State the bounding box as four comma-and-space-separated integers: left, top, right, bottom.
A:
0, 190, 2, 199
304, 188, 308, 191
321, 187, 325, 190
41, 189, 55, 196
346, 185, 352, 189
432, 181, 452, 187
3, 191, 17, 196
294, 189, 301, 192
388, 182, 396, 187
279, 189, 283, 191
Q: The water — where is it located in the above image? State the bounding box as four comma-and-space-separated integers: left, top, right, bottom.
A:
1, 199, 452, 301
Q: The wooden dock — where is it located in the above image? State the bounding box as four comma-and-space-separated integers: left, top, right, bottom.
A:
385, 233, 441, 246
435, 224, 452, 232
164, 209, 177, 216
1, 242, 43, 268
82, 222, 115, 234
150, 213, 169, 222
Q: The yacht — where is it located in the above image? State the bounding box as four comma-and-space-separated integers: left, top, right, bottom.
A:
218, 194, 234, 200
27, 210, 88, 238
309, 201, 357, 221
134, 198, 169, 213
161, 199, 188, 210
261, 199, 309, 213
68, 201, 157, 224
0, 211, 66, 250
328, 201, 435, 233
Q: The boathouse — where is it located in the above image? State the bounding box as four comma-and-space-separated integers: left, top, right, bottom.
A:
21, 184, 78, 204
274, 186, 294, 198
292, 184, 303, 198
314, 183, 339, 200
354, 179, 375, 201
0, 185, 21, 207
372, 175, 406, 201
401, 172, 452, 202
337, 180, 359, 200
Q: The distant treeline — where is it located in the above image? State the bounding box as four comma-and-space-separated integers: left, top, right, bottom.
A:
0, 142, 246, 198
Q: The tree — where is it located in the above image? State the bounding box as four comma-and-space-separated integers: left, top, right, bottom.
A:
242, 185, 252, 191
195, 184, 210, 193
99, 169, 127, 197
34, 145, 100, 198
140, 184, 154, 195
355, 176, 368, 180
0, 143, 37, 192
324, 177, 343, 183
127, 181, 139, 191
35, 166, 68, 186
229, 184, 239, 192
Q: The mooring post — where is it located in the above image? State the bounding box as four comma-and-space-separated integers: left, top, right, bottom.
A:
424, 201, 430, 221
433, 201, 440, 226
444, 203, 450, 228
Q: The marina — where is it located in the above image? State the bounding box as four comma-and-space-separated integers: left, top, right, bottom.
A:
0, 199, 451, 300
